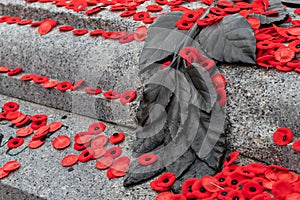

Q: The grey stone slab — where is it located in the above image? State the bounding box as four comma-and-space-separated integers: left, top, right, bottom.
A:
0, 22, 143, 93
0, 73, 140, 128
0, 94, 156, 200
221, 64, 300, 173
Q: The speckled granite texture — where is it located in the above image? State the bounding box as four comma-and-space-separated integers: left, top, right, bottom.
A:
0, 95, 156, 200
0, 73, 141, 128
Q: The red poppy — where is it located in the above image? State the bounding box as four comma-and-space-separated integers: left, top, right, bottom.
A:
176, 19, 194, 30
28, 138, 45, 149
14, 116, 30, 128
179, 46, 199, 60
38, 19, 56, 35
294, 8, 300, 15
7, 67, 22, 76
274, 47, 295, 63
104, 146, 122, 159
20, 74, 36, 81
61, 154, 79, 167
169, 194, 186, 200
16, 127, 33, 137
91, 147, 106, 159
272, 180, 293, 199
7, 137, 24, 149
33, 76, 49, 84
288, 40, 300, 53
256, 41, 275, 50
191, 180, 212, 199
134, 26, 148, 42
52, 135, 71, 150
276, 65, 294, 72
146, 4, 162, 12
247, 162, 267, 175
95, 156, 113, 170
85, 88, 102, 95
200, 59, 215, 71
216, 0, 233, 8
226, 172, 247, 189
0, 168, 10, 179
32, 125, 50, 139
31, 114, 47, 122
143, 16, 157, 24
56, 81, 73, 92
5, 111, 22, 121
103, 90, 120, 99
214, 172, 227, 187
91, 135, 108, 149
150, 179, 170, 192
89, 30, 104, 37
247, 17, 261, 30
31, 21, 42, 27
78, 148, 94, 162
88, 122, 106, 134
155, 192, 174, 200
181, 178, 197, 198
273, 127, 293, 146
240, 180, 264, 198
156, 172, 176, 188
211, 73, 226, 89
3, 160, 21, 172
0, 66, 10, 73
292, 181, 300, 193
170, 5, 189, 12
223, 165, 238, 176
73, 141, 90, 151
236, 166, 255, 178
276, 171, 299, 183
42, 80, 58, 89
227, 190, 245, 200
210, 7, 226, 16
85, 6, 101, 15
6, 17, 21, 24
236, 2, 252, 9
110, 157, 130, 176
185, 53, 198, 66
182, 11, 200, 22
217, 187, 234, 200
120, 10, 136, 17
75, 133, 92, 145
216, 87, 226, 107
72, 29, 89, 36
109, 132, 125, 144
201, 175, 220, 192
110, 4, 126, 11
3, 102, 19, 112
119, 33, 134, 44
120, 90, 136, 104
133, 11, 150, 21
155, 0, 167, 4
48, 121, 63, 133
160, 61, 172, 70
58, 25, 74, 32
138, 153, 158, 166
31, 120, 47, 130
11, 114, 26, 125
292, 140, 300, 152
287, 60, 300, 69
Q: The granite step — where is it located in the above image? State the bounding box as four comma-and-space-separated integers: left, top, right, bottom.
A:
0, 94, 156, 200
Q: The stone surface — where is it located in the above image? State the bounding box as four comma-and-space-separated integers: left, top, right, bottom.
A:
221, 64, 300, 173
0, 94, 156, 200
0, 73, 140, 128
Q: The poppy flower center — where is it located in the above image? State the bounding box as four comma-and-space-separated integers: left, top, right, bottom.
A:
145, 157, 151, 161
163, 178, 169, 183
221, 192, 228, 196
199, 187, 206, 193
233, 197, 239, 200
94, 127, 99, 130
243, 170, 249, 174
188, 14, 194, 18
219, 178, 225, 182
182, 23, 188, 26
258, 182, 263, 186
283, 135, 287, 141
296, 44, 300, 48
62, 85, 67, 88
36, 121, 41, 125
84, 152, 90, 157
188, 186, 192, 192
231, 180, 238, 185
111, 150, 116, 154
9, 105, 14, 108
249, 187, 256, 192
138, 14, 144, 18
113, 133, 119, 136
13, 141, 19, 145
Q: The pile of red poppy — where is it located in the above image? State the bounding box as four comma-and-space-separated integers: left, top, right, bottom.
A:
151, 151, 300, 200
0, 160, 21, 179
176, 46, 227, 107
172, 0, 300, 73
273, 127, 300, 152
60, 122, 130, 179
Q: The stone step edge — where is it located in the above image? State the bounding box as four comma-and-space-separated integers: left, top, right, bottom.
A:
0, 73, 140, 128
